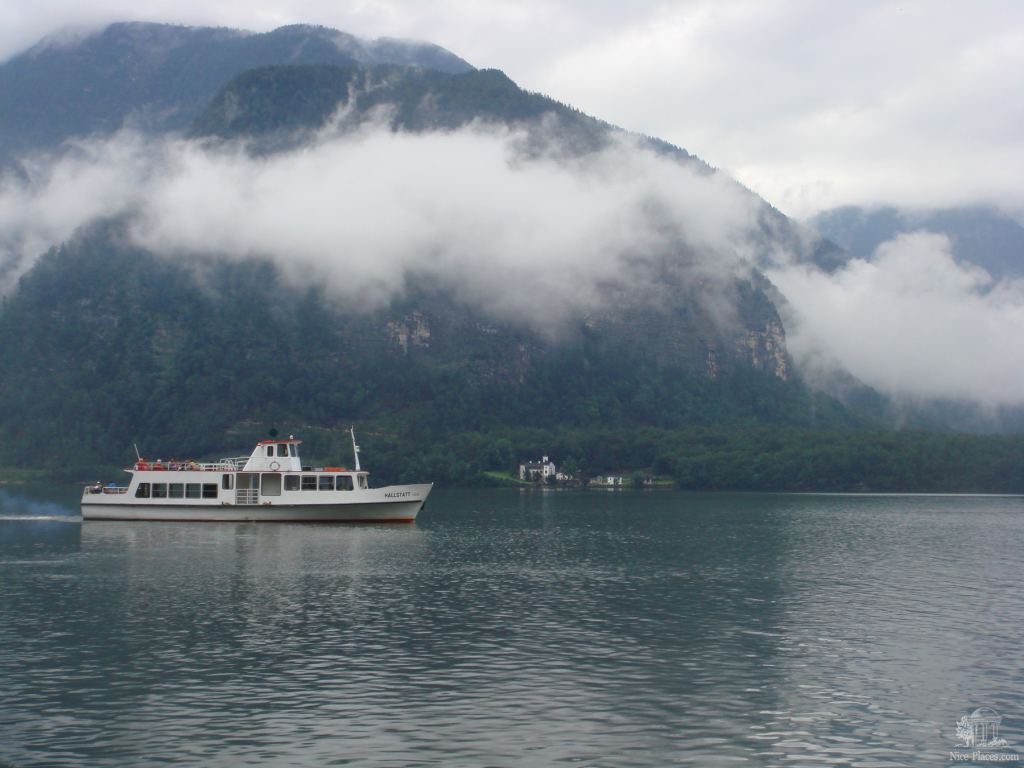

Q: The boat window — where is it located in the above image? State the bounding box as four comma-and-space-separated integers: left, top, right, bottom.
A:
319, 476, 333, 491
260, 474, 282, 497
186, 483, 201, 499
152, 483, 167, 498
222, 474, 234, 490
202, 484, 218, 499
301, 475, 317, 491
358, 475, 368, 489
336, 475, 354, 491
284, 475, 300, 491
135, 483, 150, 499
289, 444, 297, 457
277, 443, 288, 457
169, 483, 184, 499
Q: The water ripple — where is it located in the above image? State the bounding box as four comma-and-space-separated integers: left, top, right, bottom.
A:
0, 490, 1022, 766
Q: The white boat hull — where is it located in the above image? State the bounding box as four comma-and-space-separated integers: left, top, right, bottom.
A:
82, 484, 431, 523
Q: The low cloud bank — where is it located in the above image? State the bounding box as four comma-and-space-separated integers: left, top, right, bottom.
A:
0, 122, 757, 328
3, 120, 1022, 408
768, 231, 1024, 406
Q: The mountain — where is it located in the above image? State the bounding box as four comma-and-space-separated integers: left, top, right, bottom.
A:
0, 21, 842, 276
810, 205, 1024, 279
0, 20, 844, 272
0, 24, 867, 477
0, 221, 850, 477
190, 62, 846, 272
0, 21, 471, 161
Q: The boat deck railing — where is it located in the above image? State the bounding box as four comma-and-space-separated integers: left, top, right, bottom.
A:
235, 489, 259, 505
133, 457, 249, 472
85, 486, 128, 495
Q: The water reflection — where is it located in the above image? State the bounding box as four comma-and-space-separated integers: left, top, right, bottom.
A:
762, 494, 1024, 765
1, 488, 1022, 766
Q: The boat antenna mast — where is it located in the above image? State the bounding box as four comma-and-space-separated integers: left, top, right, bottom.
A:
350, 426, 361, 472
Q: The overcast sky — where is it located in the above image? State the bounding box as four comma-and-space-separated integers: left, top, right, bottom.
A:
1, 0, 1021, 220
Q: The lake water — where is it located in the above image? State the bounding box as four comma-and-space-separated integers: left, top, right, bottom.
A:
1, 486, 1022, 767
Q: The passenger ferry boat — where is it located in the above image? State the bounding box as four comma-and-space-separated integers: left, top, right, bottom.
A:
81, 431, 430, 522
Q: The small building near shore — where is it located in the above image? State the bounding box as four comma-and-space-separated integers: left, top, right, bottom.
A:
519, 456, 557, 482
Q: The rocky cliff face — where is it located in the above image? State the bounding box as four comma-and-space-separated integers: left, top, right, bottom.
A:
369, 264, 794, 390
741, 319, 789, 380
387, 312, 432, 354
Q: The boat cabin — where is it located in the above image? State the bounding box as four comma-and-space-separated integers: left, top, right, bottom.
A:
244, 438, 304, 473
100, 435, 370, 506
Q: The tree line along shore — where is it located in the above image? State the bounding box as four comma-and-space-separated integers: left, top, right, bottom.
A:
14, 426, 1021, 495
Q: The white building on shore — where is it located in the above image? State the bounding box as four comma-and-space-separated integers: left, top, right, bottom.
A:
519, 456, 557, 482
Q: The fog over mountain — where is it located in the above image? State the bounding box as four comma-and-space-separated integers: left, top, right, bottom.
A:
1, 121, 760, 334
780, 204, 1024, 408
0, 18, 1022, 418
768, 232, 1024, 407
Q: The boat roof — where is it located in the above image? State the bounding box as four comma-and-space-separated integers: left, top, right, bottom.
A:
256, 437, 302, 445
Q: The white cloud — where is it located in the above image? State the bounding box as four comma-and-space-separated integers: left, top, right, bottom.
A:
767, 231, 1024, 405
0, 135, 153, 283
534, 1, 1024, 218
0, 123, 758, 331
